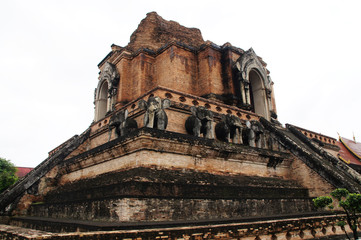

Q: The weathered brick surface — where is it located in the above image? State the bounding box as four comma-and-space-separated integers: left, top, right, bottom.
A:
28, 197, 314, 223
155, 46, 197, 96
197, 47, 223, 96
127, 12, 204, 52
23, 166, 313, 222
98, 34, 256, 112
290, 156, 334, 197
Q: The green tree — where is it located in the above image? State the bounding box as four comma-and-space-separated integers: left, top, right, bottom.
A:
313, 188, 361, 240
0, 157, 18, 193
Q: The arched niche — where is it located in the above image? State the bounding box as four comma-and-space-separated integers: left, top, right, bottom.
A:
95, 81, 109, 121
234, 48, 272, 120
249, 69, 269, 118
93, 62, 120, 122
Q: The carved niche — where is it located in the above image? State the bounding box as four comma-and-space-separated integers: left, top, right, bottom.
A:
94, 62, 120, 121
234, 49, 273, 120
100, 62, 120, 97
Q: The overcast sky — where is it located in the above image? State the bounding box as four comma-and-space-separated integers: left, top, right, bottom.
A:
1, 0, 361, 167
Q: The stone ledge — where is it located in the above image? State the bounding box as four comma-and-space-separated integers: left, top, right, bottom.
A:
2, 213, 355, 239
10, 211, 337, 231
64, 127, 289, 168
0, 224, 52, 239
58, 127, 292, 184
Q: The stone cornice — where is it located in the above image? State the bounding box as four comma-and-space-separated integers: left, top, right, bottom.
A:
98, 41, 248, 69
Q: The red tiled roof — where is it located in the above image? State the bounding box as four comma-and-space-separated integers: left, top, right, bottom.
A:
15, 167, 33, 178
337, 137, 361, 166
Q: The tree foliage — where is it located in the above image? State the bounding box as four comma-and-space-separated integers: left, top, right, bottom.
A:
313, 188, 361, 240
0, 157, 18, 193
313, 196, 333, 209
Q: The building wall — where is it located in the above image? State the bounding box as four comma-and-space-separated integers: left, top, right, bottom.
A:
197, 47, 223, 96
155, 46, 198, 95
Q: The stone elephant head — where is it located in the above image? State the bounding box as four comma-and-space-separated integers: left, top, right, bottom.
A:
108, 109, 138, 140
138, 96, 171, 130
215, 114, 243, 143
243, 120, 264, 148
185, 106, 214, 139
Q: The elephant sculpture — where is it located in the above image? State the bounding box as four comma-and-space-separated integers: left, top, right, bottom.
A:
215, 114, 243, 143
185, 106, 214, 139
108, 109, 138, 140
138, 96, 171, 130
243, 120, 264, 148
251, 120, 265, 148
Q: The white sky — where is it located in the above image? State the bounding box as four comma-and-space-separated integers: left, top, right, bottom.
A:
1, 0, 361, 167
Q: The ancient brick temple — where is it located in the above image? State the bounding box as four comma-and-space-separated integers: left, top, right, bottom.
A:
1, 12, 361, 239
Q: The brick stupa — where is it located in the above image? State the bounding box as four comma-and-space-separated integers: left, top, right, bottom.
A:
1, 12, 360, 239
